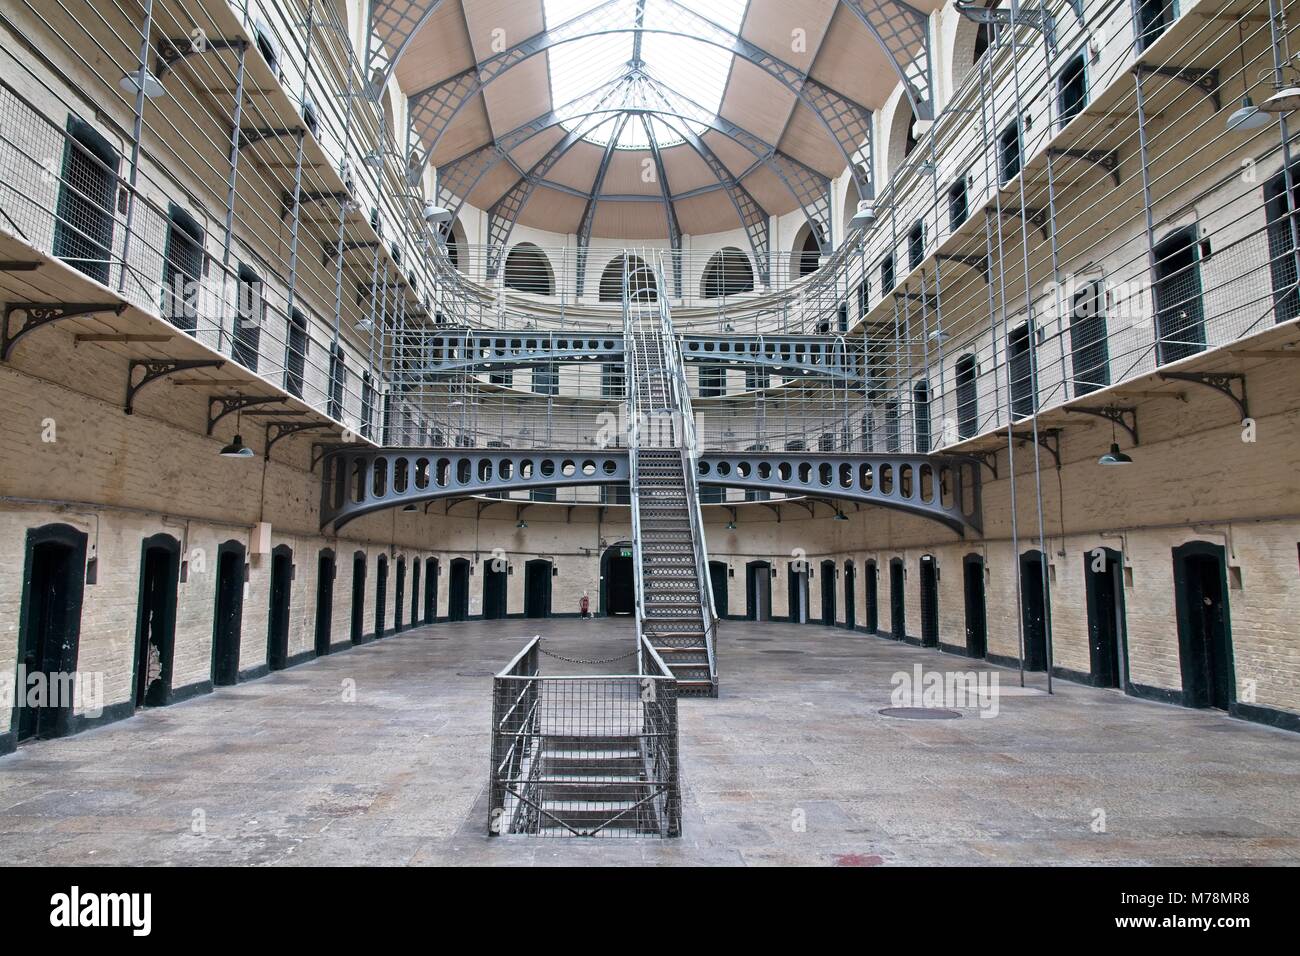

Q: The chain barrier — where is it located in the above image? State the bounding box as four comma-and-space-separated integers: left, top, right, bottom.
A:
538, 645, 639, 665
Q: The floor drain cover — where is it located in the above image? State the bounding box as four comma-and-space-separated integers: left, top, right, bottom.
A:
760, 649, 806, 655
878, 707, 961, 720
457, 669, 496, 677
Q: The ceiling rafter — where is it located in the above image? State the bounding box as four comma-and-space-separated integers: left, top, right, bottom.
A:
837, 0, 934, 119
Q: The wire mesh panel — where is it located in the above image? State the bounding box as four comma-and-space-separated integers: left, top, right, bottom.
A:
489, 638, 680, 838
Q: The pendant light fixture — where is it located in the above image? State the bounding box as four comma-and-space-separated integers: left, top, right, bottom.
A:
1097, 417, 1133, 466
219, 407, 255, 458
1228, 21, 1270, 131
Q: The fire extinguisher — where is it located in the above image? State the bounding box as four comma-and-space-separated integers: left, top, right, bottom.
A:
580, 593, 590, 619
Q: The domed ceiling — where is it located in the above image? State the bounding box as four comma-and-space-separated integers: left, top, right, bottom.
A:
368, 0, 940, 256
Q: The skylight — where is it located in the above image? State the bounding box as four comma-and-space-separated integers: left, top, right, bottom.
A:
543, 0, 748, 149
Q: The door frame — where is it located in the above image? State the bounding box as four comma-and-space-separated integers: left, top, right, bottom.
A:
961, 553, 987, 658
315, 548, 335, 655
523, 558, 553, 619
919, 554, 939, 647
1083, 547, 1128, 688
133, 532, 181, 708
843, 560, 856, 630
745, 560, 771, 621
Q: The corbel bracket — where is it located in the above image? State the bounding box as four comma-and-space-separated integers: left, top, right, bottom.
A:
323, 239, 379, 266
1047, 148, 1121, 187
282, 189, 351, 220
1000, 206, 1049, 241
1067, 404, 1137, 444
264, 420, 333, 460
126, 359, 223, 414
155, 36, 248, 79
956, 2, 1056, 52
3, 301, 126, 361
973, 449, 999, 479
1159, 371, 1248, 420
207, 394, 286, 435
238, 126, 305, 149
936, 254, 990, 282
1010, 426, 1062, 469
1133, 64, 1221, 112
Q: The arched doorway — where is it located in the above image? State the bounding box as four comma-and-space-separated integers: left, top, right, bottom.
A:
212, 541, 245, 685
350, 551, 366, 644
600, 543, 635, 615
267, 544, 293, 671
1084, 548, 1127, 687
17, 523, 88, 741
134, 533, 179, 708
1172, 542, 1233, 709
843, 560, 856, 630
919, 554, 939, 647
599, 255, 657, 302
315, 549, 335, 656
819, 560, 836, 625
410, 558, 421, 629
424, 557, 439, 623
889, 558, 905, 640
483, 559, 508, 620
745, 560, 771, 621
864, 560, 879, 633
708, 560, 729, 618
787, 562, 809, 624
1019, 550, 1050, 671
448, 558, 470, 621
963, 554, 987, 658
374, 554, 389, 638
394, 557, 406, 632
524, 559, 552, 618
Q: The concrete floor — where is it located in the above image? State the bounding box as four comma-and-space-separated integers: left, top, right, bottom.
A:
2, 618, 1298, 866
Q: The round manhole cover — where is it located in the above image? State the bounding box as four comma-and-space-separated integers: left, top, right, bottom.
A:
878, 707, 961, 720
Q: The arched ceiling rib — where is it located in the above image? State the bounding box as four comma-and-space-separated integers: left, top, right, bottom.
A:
369, 1, 938, 241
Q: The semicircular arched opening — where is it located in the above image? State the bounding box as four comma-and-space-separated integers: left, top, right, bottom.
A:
599, 253, 657, 303
700, 247, 755, 298
503, 242, 555, 295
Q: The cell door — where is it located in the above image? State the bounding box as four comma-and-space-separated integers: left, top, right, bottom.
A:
213, 544, 245, 685
1084, 549, 1127, 688
919, 557, 939, 647
1019, 551, 1050, 671
350, 553, 366, 643
1173, 543, 1234, 710
315, 551, 335, 656
483, 561, 508, 620
962, 555, 987, 658
843, 562, 856, 630
787, 564, 808, 624
267, 546, 292, 671
709, 561, 729, 618
820, 560, 836, 626
17, 526, 87, 741
1153, 226, 1207, 364
135, 537, 179, 707
524, 560, 552, 619
746, 562, 771, 621
448, 559, 470, 622
889, 560, 905, 640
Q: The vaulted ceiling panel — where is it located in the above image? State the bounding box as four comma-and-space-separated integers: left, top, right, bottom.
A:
394, 2, 476, 94
716, 60, 797, 146
674, 191, 743, 236
602, 152, 663, 196
738, 0, 837, 72
590, 201, 669, 240
516, 187, 586, 234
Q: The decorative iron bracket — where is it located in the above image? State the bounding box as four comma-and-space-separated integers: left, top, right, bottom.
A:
1011, 427, 1062, 469
1159, 371, 1248, 420
238, 126, 305, 149
0, 261, 41, 271
3, 301, 126, 361
1067, 404, 1138, 444
282, 189, 351, 219
323, 239, 379, 265
956, 2, 1056, 52
1047, 148, 1121, 187
207, 394, 286, 435
264, 420, 333, 460
155, 36, 248, 78
125, 359, 223, 414
1133, 64, 1221, 112
936, 253, 990, 282
1000, 206, 1049, 241
973, 449, 999, 479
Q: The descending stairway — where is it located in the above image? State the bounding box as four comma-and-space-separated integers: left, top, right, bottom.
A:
527, 733, 670, 837
624, 269, 719, 697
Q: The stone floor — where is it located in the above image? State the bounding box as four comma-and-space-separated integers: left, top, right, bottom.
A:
2, 618, 1298, 866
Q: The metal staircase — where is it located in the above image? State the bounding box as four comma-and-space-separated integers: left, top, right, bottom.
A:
623, 258, 719, 697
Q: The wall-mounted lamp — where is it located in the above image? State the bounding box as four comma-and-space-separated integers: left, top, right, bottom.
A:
119, 69, 165, 99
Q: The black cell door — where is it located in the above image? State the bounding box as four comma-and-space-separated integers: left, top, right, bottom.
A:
919, 556, 939, 647
1019, 551, 1050, 671
374, 556, 388, 637
843, 561, 856, 630
448, 559, 470, 621
350, 552, 366, 643
524, 560, 552, 618
602, 546, 634, 615
394, 558, 406, 632
424, 558, 438, 623
819, 560, 836, 625
1084, 549, 1127, 688
889, 559, 905, 640
709, 561, 728, 618
745, 561, 771, 621
267, 545, 292, 671
1153, 226, 1207, 364
963, 555, 987, 658
134, 535, 179, 707
787, 563, 809, 623
1173, 543, 1234, 710
410, 559, 421, 628
212, 543, 245, 686
17, 525, 87, 741
315, 550, 335, 656
483, 561, 508, 620
864, 561, 879, 633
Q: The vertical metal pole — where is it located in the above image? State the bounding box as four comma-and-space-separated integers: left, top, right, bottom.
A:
1267, 0, 1300, 302
1007, 4, 1053, 692
283, 1, 316, 377
1133, 69, 1160, 355
117, 0, 156, 297
220, 42, 249, 353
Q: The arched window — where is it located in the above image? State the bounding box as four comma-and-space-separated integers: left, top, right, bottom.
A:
503, 243, 554, 295
599, 255, 657, 302
700, 247, 754, 298
438, 218, 466, 272
794, 225, 821, 278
